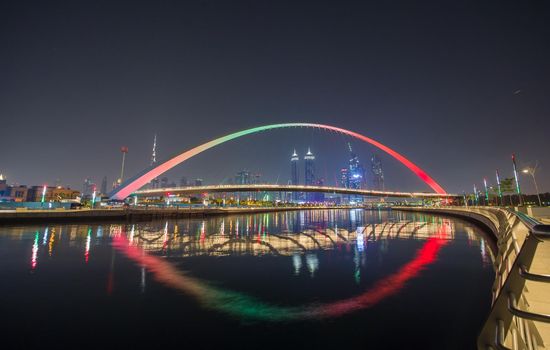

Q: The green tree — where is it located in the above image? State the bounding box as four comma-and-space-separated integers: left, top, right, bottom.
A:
500, 178, 515, 206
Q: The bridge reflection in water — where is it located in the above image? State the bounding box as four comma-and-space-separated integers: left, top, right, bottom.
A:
0, 209, 497, 348
128, 216, 471, 258
104, 210, 491, 322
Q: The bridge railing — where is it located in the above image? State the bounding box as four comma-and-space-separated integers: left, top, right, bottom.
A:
477, 207, 550, 350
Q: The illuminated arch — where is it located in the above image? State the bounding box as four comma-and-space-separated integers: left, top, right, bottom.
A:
109, 123, 446, 200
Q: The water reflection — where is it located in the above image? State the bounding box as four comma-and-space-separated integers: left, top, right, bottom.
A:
13, 210, 493, 273
111, 231, 450, 321
0, 209, 498, 349
2, 210, 494, 323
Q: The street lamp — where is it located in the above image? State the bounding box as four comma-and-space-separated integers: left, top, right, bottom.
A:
522, 162, 542, 207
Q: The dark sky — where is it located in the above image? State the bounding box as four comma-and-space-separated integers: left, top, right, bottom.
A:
1, 0, 549, 194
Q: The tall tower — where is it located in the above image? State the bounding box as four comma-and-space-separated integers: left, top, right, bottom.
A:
304, 148, 315, 185
291, 149, 299, 201
150, 134, 159, 189
304, 148, 316, 201
117, 146, 128, 186
371, 154, 384, 191
150, 134, 157, 166
101, 176, 108, 195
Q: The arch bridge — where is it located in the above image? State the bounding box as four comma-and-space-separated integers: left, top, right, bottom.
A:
109, 122, 449, 200
134, 184, 456, 199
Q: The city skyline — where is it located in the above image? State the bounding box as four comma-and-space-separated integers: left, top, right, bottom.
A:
1, 1, 549, 195
1, 2, 549, 348
0, 130, 545, 197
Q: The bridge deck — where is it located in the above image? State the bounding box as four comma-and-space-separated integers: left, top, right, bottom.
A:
134, 184, 457, 199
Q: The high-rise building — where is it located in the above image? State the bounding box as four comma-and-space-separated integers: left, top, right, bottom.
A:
160, 177, 169, 188
340, 168, 349, 188
348, 143, 366, 190
101, 176, 108, 195
235, 170, 254, 201
304, 148, 315, 185
0, 174, 8, 198
179, 176, 188, 187
194, 178, 203, 187
290, 149, 299, 201
371, 154, 384, 191
304, 148, 316, 202
235, 170, 251, 185
83, 178, 94, 197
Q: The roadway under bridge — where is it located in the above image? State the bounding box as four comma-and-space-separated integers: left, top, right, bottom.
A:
133, 184, 458, 199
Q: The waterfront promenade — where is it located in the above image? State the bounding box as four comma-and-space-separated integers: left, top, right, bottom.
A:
0, 205, 363, 224
396, 206, 550, 350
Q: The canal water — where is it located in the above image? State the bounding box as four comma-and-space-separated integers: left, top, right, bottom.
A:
0, 209, 494, 349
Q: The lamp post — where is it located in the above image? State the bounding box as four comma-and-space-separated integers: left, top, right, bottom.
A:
522, 162, 542, 207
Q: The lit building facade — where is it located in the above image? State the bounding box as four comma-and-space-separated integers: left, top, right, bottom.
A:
290, 150, 299, 201
348, 143, 366, 190
304, 148, 316, 202
371, 154, 384, 191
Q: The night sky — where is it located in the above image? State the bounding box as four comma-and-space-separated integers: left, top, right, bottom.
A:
1, 0, 549, 194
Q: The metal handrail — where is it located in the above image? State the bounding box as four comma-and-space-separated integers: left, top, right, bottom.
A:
513, 211, 541, 228
519, 265, 550, 283
532, 224, 550, 238
508, 293, 550, 323
507, 209, 550, 243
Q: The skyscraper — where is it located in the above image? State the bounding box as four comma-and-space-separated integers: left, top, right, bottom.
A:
150, 134, 159, 189
179, 176, 188, 187
304, 148, 315, 185
304, 148, 316, 201
235, 170, 251, 185
348, 143, 366, 190
340, 168, 349, 188
101, 176, 108, 195
290, 149, 299, 201
371, 154, 384, 191
83, 178, 94, 197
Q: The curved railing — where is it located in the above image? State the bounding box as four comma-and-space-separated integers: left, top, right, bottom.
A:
394, 206, 550, 350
